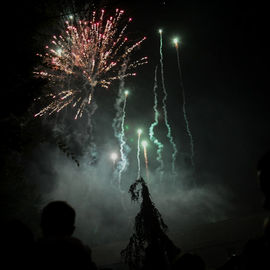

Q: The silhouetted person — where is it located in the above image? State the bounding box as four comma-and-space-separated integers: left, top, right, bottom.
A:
218, 151, 270, 269
238, 151, 270, 269
34, 201, 97, 269
257, 150, 270, 210
1, 219, 34, 269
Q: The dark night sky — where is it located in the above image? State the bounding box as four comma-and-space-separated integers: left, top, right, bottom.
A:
1, 0, 269, 259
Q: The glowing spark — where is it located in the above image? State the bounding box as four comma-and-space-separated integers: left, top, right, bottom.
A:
141, 140, 147, 148
173, 38, 179, 48
34, 9, 147, 119
111, 152, 118, 161
56, 48, 62, 56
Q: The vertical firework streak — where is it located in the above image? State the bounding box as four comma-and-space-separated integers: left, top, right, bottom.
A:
149, 65, 164, 179
175, 42, 195, 168
85, 98, 98, 163
112, 64, 130, 188
137, 130, 142, 179
117, 91, 128, 188
159, 31, 178, 176
142, 142, 149, 181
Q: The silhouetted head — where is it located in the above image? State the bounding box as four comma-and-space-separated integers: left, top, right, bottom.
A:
41, 201, 75, 237
257, 151, 270, 210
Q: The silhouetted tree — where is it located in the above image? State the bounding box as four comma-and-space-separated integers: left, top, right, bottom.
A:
121, 177, 181, 270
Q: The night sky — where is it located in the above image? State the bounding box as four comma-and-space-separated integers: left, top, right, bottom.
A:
1, 0, 268, 267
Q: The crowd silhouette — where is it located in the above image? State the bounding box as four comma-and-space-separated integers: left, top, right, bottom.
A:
1, 151, 270, 269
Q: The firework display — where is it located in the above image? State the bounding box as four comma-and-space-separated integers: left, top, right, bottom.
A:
34, 9, 147, 119
33, 7, 196, 185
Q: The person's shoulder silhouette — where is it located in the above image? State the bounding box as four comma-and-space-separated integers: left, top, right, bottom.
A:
34, 201, 97, 269
233, 151, 270, 270
257, 150, 270, 210
172, 252, 206, 270
1, 219, 34, 269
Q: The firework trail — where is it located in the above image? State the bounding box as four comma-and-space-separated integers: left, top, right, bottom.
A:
159, 30, 178, 176
174, 39, 195, 168
34, 8, 147, 119
117, 90, 129, 188
85, 100, 98, 164
112, 64, 130, 187
142, 141, 149, 181
137, 129, 142, 179
112, 60, 128, 131
149, 65, 164, 179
